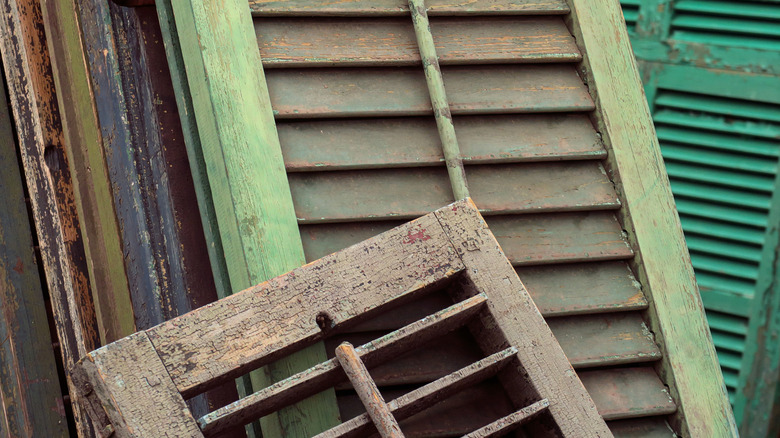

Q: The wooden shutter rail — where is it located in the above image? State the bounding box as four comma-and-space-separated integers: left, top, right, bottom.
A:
462, 399, 551, 438
198, 293, 487, 435
335, 343, 404, 438
249, 0, 570, 16
315, 347, 519, 438
409, 0, 469, 199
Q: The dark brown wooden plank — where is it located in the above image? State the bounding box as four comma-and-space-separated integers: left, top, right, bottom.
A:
608, 417, 676, 437
256, 17, 578, 67
517, 261, 648, 316
280, 114, 604, 171
548, 312, 662, 368
147, 213, 463, 396
267, 64, 594, 118
250, 0, 570, 16
580, 368, 677, 421
289, 162, 617, 223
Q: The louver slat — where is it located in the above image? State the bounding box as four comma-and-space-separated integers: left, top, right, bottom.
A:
256, 17, 580, 67
250, 0, 570, 16
266, 65, 594, 118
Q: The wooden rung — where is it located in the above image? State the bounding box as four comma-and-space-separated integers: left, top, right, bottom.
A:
198, 293, 487, 435
462, 399, 550, 438
315, 347, 518, 438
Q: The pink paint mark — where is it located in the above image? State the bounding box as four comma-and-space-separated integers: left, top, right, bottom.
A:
403, 229, 431, 244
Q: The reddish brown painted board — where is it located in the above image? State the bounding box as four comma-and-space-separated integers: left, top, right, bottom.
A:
279, 114, 604, 171
289, 162, 618, 222
250, 0, 570, 16
266, 64, 594, 118
255, 16, 579, 67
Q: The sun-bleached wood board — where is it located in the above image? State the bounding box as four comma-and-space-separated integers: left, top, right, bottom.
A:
255, 16, 579, 67
250, 0, 570, 16
289, 162, 618, 222
279, 114, 604, 171
72, 199, 610, 436
266, 64, 594, 118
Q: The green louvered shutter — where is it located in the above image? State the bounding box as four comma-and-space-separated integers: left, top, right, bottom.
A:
619, 0, 640, 34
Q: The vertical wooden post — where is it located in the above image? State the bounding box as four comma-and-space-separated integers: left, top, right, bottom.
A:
154, 0, 341, 435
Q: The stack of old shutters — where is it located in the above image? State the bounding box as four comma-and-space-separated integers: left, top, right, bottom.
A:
252, 0, 676, 434
620, 0, 780, 432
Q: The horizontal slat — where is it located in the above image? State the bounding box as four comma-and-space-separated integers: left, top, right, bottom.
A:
715, 349, 742, 371
722, 369, 739, 390
580, 368, 677, 421
655, 91, 780, 123
661, 143, 778, 175
656, 125, 779, 157
280, 114, 604, 171
517, 261, 647, 316
250, 0, 570, 16
684, 234, 762, 263
711, 330, 745, 354
300, 212, 634, 264
679, 215, 765, 245
689, 252, 759, 280
670, 180, 771, 210
654, 109, 780, 141
696, 271, 755, 301
675, 198, 767, 228
266, 64, 594, 118
198, 295, 487, 435
256, 17, 579, 67
665, 161, 775, 192
674, 0, 780, 21
462, 399, 550, 438
289, 162, 619, 223
670, 29, 780, 51
672, 15, 780, 38
705, 310, 749, 336
699, 287, 753, 318
319, 348, 518, 438
547, 312, 662, 368
608, 417, 675, 438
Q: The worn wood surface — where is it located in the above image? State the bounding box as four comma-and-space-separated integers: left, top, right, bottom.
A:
74, 333, 203, 437
462, 399, 550, 438
256, 16, 578, 67
580, 368, 677, 421
289, 162, 618, 222
608, 418, 676, 438
335, 343, 403, 438
250, 0, 569, 16
566, 0, 737, 434
266, 65, 594, 118
38, 0, 135, 344
0, 0, 100, 434
0, 63, 68, 437
279, 114, 604, 171
436, 200, 611, 436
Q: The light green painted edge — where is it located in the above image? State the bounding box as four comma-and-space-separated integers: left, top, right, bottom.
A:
158, 0, 340, 435
734, 165, 780, 436
565, 0, 738, 436
38, 0, 136, 344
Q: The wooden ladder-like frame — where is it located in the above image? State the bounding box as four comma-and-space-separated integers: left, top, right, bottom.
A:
71, 199, 612, 437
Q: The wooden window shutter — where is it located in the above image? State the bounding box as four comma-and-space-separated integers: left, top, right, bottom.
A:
71, 200, 611, 437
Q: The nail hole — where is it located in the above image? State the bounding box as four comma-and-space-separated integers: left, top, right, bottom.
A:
315, 312, 333, 331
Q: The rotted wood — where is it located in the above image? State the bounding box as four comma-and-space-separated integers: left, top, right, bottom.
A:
0, 0, 100, 435
335, 343, 403, 438
0, 61, 68, 437
250, 0, 570, 16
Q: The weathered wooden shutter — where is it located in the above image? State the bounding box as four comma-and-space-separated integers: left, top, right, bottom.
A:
248, 0, 678, 434
668, 1, 779, 51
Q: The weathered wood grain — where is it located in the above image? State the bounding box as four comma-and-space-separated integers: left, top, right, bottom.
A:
0, 66, 68, 437
74, 333, 203, 437
566, 0, 737, 434
255, 16, 579, 67
335, 343, 403, 438
289, 162, 618, 223
607, 417, 676, 438
462, 399, 550, 438
249, 0, 570, 16
517, 261, 647, 316
299, 212, 633, 263
435, 200, 611, 436
147, 213, 462, 396
279, 114, 604, 171
266, 64, 594, 118
0, 0, 100, 434
580, 368, 677, 421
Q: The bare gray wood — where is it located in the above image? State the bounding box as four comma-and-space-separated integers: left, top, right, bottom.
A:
336, 343, 403, 438
72, 332, 202, 437
462, 399, 550, 438
435, 199, 612, 436
198, 293, 487, 435
316, 347, 518, 438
